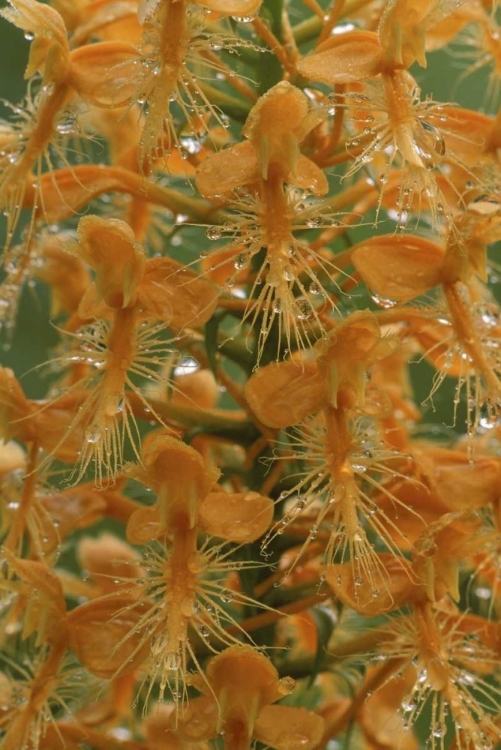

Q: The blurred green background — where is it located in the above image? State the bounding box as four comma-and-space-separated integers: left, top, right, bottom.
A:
0, 5, 59, 396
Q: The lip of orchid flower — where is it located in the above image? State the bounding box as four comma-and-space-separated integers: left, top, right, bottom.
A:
63, 434, 275, 712
0, 650, 94, 750
245, 312, 420, 593
0, 550, 67, 648
296, 20, 483, 230
20, 213, 221, 486
35, 214, 149, 485
130, 0, 263, 166
259, 410, 420, 589
194, 82, 349, 361
370, 605, 501, 750
203, 191, 344, 362
68, 493, 276, 714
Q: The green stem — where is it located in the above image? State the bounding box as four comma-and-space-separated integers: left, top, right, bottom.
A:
128, 392, 248, 431
198, 82, 252, 122
292, 0, 374, 46
279, 627, 396, 678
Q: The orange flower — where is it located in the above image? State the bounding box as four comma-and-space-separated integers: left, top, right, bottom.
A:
175, 645, 324, 750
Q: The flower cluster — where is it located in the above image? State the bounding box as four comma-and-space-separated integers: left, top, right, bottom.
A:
2, 1, 501, 749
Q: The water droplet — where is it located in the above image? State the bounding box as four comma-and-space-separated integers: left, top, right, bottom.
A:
179, 135, 202, 155
56, 118, 77, 136
369, 290, 398, 308
295, 297, 313, 320
478, 304, 500, 327
306, 217, 322, 228
276, 732, 311, 746
231, 14, 256, 22
279, 676, 296, 694
420, 119, 446, 156
432, 724, 446, 738
166, 652, 181, 670
418, 668, 428, 684
86, 427, 101, 444
234, 252, 249, 270
220, 589, 233, 604
402, 698, 417, 712
206, 226, 222, 240
474, 586, 492, 600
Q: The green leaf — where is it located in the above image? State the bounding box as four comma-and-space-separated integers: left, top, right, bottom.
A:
256, 0, 284, 92
262, 0, 284, 37
205, 313, 222, 381
307, 605, 337, 687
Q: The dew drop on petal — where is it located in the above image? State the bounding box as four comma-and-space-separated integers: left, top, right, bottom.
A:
231, 15, 256, 22
369, 290, 398, 308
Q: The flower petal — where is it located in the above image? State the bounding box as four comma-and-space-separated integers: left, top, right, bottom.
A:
195, 141, 259, 199
254, 705, 324, 750
297, 31, 383, 85
352, 234, 444, 303
199, 490, 274, 542
67, 596, 151, 678
68, 42, 139, 108
245, 360, 324, 428
137, 257, 219, 328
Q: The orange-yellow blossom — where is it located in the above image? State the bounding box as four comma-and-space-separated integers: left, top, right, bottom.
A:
176, 645, 324, 750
